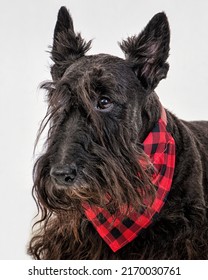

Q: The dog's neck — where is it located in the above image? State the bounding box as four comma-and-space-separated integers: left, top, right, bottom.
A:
160, 102, 167, 125
139, 92, 163, 142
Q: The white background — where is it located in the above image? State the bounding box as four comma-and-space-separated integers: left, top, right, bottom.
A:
0, 0, 208, 259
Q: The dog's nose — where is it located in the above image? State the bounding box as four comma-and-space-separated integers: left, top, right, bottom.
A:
50, 163, 78, 186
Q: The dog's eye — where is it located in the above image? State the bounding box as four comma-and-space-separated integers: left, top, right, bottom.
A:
97, 97, 112, 111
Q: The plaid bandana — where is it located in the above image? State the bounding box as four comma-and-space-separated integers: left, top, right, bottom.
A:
83, 108, 175, 252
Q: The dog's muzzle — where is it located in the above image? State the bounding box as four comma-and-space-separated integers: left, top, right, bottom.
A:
50, 163, 78, 186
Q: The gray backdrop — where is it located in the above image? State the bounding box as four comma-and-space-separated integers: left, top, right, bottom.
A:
1, 0, 208, 259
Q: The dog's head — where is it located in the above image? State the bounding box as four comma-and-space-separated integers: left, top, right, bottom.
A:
34, 7, 170, 213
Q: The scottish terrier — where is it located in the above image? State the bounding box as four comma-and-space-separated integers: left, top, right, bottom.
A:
28, 7, 208, 259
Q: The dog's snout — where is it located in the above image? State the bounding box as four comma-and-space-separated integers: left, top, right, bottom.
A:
50, 163, 78, 186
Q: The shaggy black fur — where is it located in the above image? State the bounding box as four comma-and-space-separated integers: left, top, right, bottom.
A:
28, 7, 208, 259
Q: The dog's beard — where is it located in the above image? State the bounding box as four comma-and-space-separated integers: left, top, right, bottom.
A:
33, 142, 155, 217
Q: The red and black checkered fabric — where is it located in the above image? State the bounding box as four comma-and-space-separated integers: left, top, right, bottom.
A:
83, 111, 175, 252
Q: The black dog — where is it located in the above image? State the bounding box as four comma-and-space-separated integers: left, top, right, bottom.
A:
28, 7, 208, 259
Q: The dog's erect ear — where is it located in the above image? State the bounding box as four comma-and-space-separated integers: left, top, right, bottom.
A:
120, 12, 170, 92
51, 7, 91, 80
